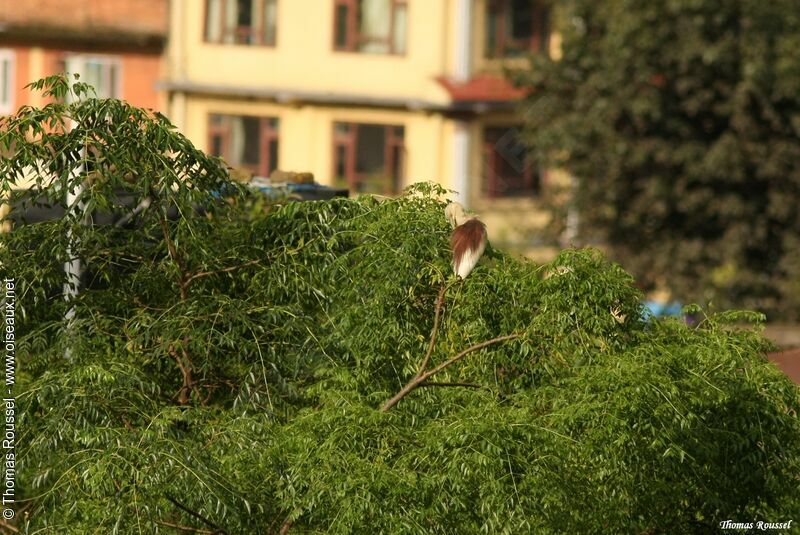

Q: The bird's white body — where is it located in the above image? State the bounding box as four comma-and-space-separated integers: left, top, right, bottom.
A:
446, 202, 488, 279
454, 230, 486, 279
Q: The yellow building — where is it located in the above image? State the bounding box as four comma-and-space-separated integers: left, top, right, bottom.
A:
164, 0, 558, 249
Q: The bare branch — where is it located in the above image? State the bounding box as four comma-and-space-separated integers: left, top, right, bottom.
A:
380, 333, 519, 412
165, 495, 228, 535
169, 339, 195, 405
421, 334, 520, 382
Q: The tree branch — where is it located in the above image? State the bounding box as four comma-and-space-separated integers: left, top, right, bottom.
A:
153, 195, 201, 405
380, 333, 519, 412
169, 340, 195, 405
165, 495, 228, 535
415, 284, 447, 377
421, 334, 520, 382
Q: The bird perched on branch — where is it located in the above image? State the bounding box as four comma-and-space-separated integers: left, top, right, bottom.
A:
445, 202, 488, 280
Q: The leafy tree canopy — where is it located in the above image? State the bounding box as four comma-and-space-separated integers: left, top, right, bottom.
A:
516, 0, 800, 319
1, 75, 798, 533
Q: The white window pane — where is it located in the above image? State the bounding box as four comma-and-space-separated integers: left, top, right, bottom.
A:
206, 0, 223, 41
85, 62, 103, 95
224, 0, 237, 43
359, 0, 391, 54
1, 58, 10, 109
392, 4, 407, 54
67, 57, 119, 99
230, 116, 245, 164
108, 64, 119, 99
263, 0, 277, 45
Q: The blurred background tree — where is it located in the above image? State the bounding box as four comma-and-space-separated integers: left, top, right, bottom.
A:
516, 0, 800, 320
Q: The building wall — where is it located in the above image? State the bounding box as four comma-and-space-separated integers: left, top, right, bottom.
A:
176, 0, 454, 104
0, 0, 167, 112
2, 46, 164, 111
119, 53, 163, 110
0, 0, 168, 204
183, 97, 455, 192
471, 0, 562, 76
0, 0, 167, 35
167, 0, 559, 254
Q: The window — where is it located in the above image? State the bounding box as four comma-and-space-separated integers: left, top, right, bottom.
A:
0, 49, 16, 115
483, 127, 540, 198
205, 0, 277, 46
485, 0, 550, 58
333, 122, 404, 194
334, 0, 407, 55
63, 55, 121, 99
208, 114, 279, 176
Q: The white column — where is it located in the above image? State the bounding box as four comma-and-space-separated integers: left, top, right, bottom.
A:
452, 121, 470, 206
454, 0, 473, 82
452, 0, 473, 204
170, 91, 188, 133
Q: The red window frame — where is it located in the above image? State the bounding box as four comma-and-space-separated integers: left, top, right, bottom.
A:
208, 114, 280, 177
486, 0, 550, 58
333, 0, 407, 55
482, 127, 540, 198
332, 122, 405, 195
204, 0, 278, 47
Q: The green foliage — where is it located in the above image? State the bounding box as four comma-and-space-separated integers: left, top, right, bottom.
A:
516, 0, 800, 319
2, 76, 799, 533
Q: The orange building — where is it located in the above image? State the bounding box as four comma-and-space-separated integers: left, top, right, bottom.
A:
0, 0, 168, 112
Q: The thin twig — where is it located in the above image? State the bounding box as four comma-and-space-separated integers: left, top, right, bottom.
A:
165, 495, 228, 535
184, 258, 260, 286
